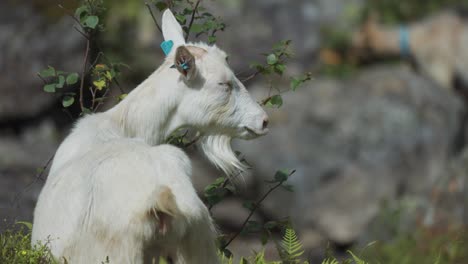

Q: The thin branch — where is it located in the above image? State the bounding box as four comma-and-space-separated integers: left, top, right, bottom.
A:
73, 26, 90, 40
241, 70, 261, 84
113, 78, 127, 94
93, 87, 112, 112
12, 155, 54, 207
145, 2, 162, 33
88, 52, 104, 72
185, 0, 202, 41
208, 178, 229, 211
36, 73, 47, 84
58, 4, 84, 30
221, 170, 296, 250
79, 39, 91, 112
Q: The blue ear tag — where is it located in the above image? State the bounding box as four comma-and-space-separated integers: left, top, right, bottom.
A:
160, 40, 174, 56
399, 26, 411, 57
180, 62, 189, 70
170, 61, 190, 70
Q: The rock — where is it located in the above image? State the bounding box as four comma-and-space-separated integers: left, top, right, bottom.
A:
0, 1, 83, 120
0, 119, 59, 169
235, 65, 463, 244
0, 119, 59, 230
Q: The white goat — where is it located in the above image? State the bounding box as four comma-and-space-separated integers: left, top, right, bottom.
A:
31, 9, 269, 264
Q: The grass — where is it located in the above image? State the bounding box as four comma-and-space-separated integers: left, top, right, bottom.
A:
2, 223, 467, 264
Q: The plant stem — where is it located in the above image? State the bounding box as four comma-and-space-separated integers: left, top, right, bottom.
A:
145, 2, 163, 33
185, 0, 202, 41
222, 170, 296, 250
79, 38, 91, 112
12, 155, 54, 206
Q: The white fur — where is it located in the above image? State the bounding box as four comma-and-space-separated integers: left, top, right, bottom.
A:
32, 9, 268, 264
162, 9, 186, 49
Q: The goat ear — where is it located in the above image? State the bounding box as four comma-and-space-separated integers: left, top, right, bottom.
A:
162, 9, 186, 48
174, 46, 196, 80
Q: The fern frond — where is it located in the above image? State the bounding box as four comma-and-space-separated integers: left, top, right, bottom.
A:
347, 250, 369, 264
281, 227, 305, 262
321, 258, 339, 264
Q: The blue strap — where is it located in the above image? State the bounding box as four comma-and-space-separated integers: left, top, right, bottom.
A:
399, 26, 411, 57
160, 40, 174, 56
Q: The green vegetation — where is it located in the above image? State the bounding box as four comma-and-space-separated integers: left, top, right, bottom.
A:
0, 223, 54, 264
4, 223, 467, 263
361, 228, 468, 264
7, 0, 468, 263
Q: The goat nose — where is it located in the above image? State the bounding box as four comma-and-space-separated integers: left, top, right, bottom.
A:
262, 117, 269, 130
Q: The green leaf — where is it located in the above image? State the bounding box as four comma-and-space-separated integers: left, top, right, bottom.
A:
118, 93, 128, 101
347, 251, 369, 264
222, 248, 233, 259
16, 221, 33, 231
62, 96, 75, 108
39, 66, 56, 78
281, 228, 304, 261
84, 15, 99, 29
264, 221, 278, 230
81, 107, 92, 115
275, 64, 286, 75
273, 39, 291, 50
93, 79, 106, 90
250, 62, 265, 72
290, 78, 301, 91
274, 169, 290, 182
240, 257, 249, 264
175, 14, 186, 24
243, 201, 256, 211
265, 95, 283, 108
267, 53, 278, 65
261, 230, 270, 245
75, 5, 90, 19
190, 23, 204, 33
281, 184, 295, 192
56, 75, 65, 88
66, 73, 79, 85
208, 36, 217, 44
155, 2, 168, 11
43, 84, 56, 93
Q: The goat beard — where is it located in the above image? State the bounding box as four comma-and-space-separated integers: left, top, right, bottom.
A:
197, 134, 248, 181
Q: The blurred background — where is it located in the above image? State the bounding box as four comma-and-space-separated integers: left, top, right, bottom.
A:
1, 0, 468, 262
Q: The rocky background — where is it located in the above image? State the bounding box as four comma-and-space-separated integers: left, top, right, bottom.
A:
1, 0, 468, 260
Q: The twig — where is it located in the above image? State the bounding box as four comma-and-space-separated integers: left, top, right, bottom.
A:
79, 38, 91, 112
73, 26, 89, 40
145, 2, 162, 33
12, 155, 54, 207
221, 170, 296, 249
185, 0, 202, 41
36, 73, 47, 84
88, 52, 104, 71
93, 87, 112, 112
208, 178, 229, 211
241, 70, 261, 83
58, 4, 84, 30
